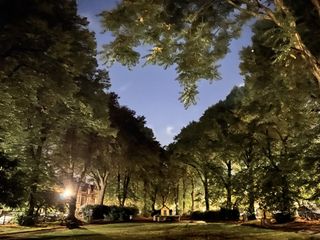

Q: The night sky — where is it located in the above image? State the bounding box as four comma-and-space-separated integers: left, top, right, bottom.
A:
77, 0, 252, 146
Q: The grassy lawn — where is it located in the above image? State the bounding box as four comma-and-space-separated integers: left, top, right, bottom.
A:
0, 225, 58, 235
2, 222, 317, 240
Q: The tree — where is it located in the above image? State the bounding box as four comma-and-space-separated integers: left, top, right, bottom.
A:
172, 121, 217, 211
105, 93, 161, 207
100, 0, 320, 105
238, 19, 320, 218
0, 0, 103, 219
0, 152, 25, 207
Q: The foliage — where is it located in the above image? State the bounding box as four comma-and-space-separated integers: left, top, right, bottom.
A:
100, 0, 320, 106
82, 204, 138, 222
273, 212, 295, 224
0, 152, 25, 207
190, 208, 240, 221
17, 215, 36, 226
100, 0, 245, 106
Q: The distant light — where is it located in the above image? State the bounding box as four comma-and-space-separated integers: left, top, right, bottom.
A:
251, 49, 255, 53
61, 188, 73, 199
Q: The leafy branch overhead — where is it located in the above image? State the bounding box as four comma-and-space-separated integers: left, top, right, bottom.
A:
100, 0, 320, 106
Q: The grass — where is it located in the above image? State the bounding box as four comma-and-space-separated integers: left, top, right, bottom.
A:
0, 225, 56, 235
1, 222, 316, 240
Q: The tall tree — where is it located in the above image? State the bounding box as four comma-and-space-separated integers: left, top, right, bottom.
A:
0, 0, 112, 221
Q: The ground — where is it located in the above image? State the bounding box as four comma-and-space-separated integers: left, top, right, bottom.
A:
1, 222, 319, 240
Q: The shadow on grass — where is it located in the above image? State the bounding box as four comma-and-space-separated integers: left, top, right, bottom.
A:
1, 228, 112, 240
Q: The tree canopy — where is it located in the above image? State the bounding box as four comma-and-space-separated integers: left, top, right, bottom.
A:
100, 0, 320, 106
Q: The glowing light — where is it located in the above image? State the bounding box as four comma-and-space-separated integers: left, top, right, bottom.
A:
61, 188, 73, 199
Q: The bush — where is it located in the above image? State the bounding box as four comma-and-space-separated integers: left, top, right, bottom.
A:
82, 204, 138, 222
219, 208, 240, 221
190, 208, 240, 222
17, 215, 36, 226
190, 211, 204, 220
274, 212, 294, 224
65, 218, 81, 229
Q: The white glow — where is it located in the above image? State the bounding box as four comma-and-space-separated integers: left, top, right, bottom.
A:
61, 188, 73, 199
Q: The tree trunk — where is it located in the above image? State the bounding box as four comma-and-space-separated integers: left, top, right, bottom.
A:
96, 171, 109, 205
150, 186, 158, 212
120, 173, 130, 206
182, 177, 187, 214
143, 180, 148, 215
226, 160, 232, 210
67, 196, 77, 220
281, 175, 291, 213
97, 182, 107, 205
66, 181, 81, 221
203, 176, 210, 211
175, 183, 179, 215
117, 172, 121, 206
26, 140, 45, 216
247, 167, 256, 219
191, 177, 195, 212
272, 0, 320, 86
27, 184, 37, 216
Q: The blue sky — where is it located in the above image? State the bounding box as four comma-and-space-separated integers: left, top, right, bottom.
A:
77, 0, 252, 146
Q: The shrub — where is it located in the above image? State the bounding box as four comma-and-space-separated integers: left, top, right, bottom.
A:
219, 208, 240, 221
190, 208, 240, 222
17, 215, 36, 226
82, 204, 138, 222
205, 211, 220, 221
274, 212, 294, 224
190, 211, 204, 220
65, 218, 82, 229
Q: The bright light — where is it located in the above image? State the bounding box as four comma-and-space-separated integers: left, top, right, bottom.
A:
61, 188, 73, 199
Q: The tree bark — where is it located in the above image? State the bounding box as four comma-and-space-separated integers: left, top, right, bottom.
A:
117, 172, 121, 206
67, 196, 77, 220
27, 184, 37, 217
191, 176, 195, 212
182, 177, 187, 214
203, 176, 210, 211
247, 167, 256, 219
175, 183, 180, 215
226, 160, 232, 210
143, 180, 148, 215
150, 186, 158, 212
26, 128, 47, 217
97, 182, 107, 205
121, 173, 130, 207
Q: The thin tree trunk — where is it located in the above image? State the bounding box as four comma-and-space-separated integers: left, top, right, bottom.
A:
247, 167, 256, 219
143, 180, 148, 215
203, 176, 210, 211
151, 186, 158, 212
175, 183, 179, 215
27, 137, 46, 216
226, 160, 232, 210
182, 177, 187, 214
27, 184, 37, 216
117, 172, 121, 206
121, 173, 130, 206
191, 177, 195, 212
